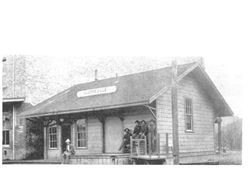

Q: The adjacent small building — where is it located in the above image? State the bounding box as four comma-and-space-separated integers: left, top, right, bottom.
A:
2, 56, 32, 160
21, 62, 233, 164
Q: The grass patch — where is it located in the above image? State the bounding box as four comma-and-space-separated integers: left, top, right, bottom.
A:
218, 151, 242, 165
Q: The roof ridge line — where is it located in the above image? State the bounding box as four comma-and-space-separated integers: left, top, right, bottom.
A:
74, 61, 198, 87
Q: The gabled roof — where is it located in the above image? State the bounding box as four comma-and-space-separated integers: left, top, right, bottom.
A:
21, 62, 233, 118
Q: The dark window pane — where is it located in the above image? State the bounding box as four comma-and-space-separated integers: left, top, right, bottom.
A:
6, 131, 9, 144
2, 131, 5, 144
3, 131, 10, 145
185, 98, 193, 131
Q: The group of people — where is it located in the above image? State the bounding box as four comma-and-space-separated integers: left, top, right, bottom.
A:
118, 119, 157, 154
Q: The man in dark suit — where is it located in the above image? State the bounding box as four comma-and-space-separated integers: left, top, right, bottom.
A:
140, 120, 148, 139
147, 119, 157, 154
118, 128, 132, 153
132, 120, 141, 139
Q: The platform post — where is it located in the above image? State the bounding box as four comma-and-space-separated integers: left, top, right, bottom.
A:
215, 117, 222, 153
130, 137, 133, 156
166, 133, 169, 156
43, 126, 47, 160
157, 133, 160, 158
171, 60, 180, 164
148, 133, 152, 158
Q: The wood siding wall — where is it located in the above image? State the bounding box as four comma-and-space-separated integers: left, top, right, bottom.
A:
156, 89, 173, 154
72, 117, 103, 154
69, 112, 153, 156
46, 112, 153, 159
156, 74, 216, 155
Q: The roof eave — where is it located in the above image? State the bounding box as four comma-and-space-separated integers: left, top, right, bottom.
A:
197, 66, 234, 117
3, 97, 25, 103
21, 100, 149, 118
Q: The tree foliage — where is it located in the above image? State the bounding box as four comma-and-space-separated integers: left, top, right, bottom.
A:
25, 119, 44, 160
215, 117, 242, 150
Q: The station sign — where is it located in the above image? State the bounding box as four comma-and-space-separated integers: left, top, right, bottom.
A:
77, 86, 117, 98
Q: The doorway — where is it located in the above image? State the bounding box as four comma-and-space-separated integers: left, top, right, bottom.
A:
61, 124, 71, 153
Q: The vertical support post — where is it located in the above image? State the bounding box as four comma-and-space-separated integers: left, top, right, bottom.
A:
44, 126, 47, 160
171, 60, 180, 165
102, 120, 105, 153
12, 105, 15, 160
157, 133, 160, 158
166, 133, 169, 156
58, 125, 62, 159
215, 117, 222, 153
218, 121, 222, 153
148, 133, 152, 158
138, 140, 140, 156
12, 56, 16, 160
144, 138, 147, 155
130, 136, 133, 156
71, 122, 75, 148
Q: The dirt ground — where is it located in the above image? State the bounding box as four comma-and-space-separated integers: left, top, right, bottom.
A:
218, 150, 242, 165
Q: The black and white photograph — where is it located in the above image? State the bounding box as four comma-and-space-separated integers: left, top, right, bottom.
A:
0, 0, 249, 193
1, 56, 242, 165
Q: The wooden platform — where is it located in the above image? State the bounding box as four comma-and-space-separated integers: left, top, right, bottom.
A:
130, 155, 171, 165
2, 159, 61, 164
70, 153, 131, 165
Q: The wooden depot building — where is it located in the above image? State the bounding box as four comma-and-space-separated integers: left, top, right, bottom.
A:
21, 62, 233, 164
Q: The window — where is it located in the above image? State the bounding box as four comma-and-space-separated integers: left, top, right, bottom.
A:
3, 130, 10, 146
49, 126, 58, 149
76, 119, 87, 148
185, 98, 193, 131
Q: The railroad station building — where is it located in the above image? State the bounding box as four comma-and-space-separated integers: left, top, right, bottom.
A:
20, 62, 233, 164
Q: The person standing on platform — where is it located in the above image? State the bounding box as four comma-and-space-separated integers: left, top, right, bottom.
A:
118, 128, 132, 153
132, 120, 141, 139
140, 120, 148, 139
147, 119, 157, 154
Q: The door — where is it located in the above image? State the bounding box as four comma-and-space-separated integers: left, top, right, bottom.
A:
105, 117, 123, 153
61, 124, 71, 153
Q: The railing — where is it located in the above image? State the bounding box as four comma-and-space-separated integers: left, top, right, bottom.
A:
68, 133, 170, 164
130, 133, 169, 158
130, 137, 147, 156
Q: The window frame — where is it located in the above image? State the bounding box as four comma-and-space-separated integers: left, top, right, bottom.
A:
49, 125, 58, 149
76, 119, 88, 149
184, 97, 194, 133
2, 130, 10, 147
